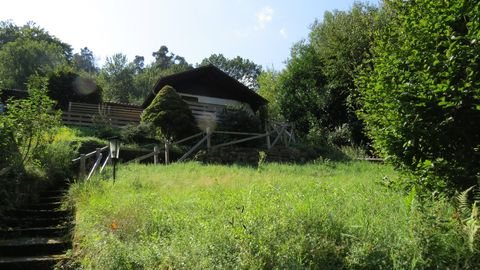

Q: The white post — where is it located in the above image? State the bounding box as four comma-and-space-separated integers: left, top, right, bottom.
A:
165, 142, 170, 165
206, 128, 211, 150
154, 145, 159, 165
79, 154, 86, 180
266, 126, 271, 149
95, 148, 101, 172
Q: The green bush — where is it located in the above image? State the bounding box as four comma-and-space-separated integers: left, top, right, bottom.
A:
120, 123, 158, 145
357, 0, 480, 192
217, 105, 262, 133
213, 105, 264, 147
35, 141, 78, 180
141, 85, 199, 141
0, 81, 70, 211
47, 69, 102, 110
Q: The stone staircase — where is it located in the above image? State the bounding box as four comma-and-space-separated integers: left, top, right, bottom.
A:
0, 183, 73, 269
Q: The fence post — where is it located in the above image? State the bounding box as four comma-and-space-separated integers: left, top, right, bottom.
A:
165, 142, 170, 165
154, 145, 159, 165
95, 148, 101, 172
79, 154, 86, 179
266, 126, 271, 149
291, 123, 296, 143
206, 128, 211, 150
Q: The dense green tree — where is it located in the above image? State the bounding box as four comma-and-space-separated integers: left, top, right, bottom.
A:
257, 69, 282, 120
0, 21, 72, 89
141, 85, 198, 140
309, 3, 379, 144
152, 45, 191, 71
357, 0, 480, 191
47, 69, 102, 109
133, 66, 158, 103
1, 78, 61, 166
133, 55, 145, 74
276, 41, 325, 136
72, 47, 98, 74
99, 53, 135, 103
199, 54, 262, 90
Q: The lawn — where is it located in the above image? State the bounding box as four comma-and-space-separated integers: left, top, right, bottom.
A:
68, 161, 474, 269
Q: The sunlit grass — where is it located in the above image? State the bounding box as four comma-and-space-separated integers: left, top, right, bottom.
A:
69, 161, 472, 269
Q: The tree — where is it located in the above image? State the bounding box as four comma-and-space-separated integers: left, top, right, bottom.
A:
99, 53, 135, 103
277, 41, 326, 136
309, 3, 379, 144
72, 47, 98, 74
0, 21, 72, 89
152, 45, 191, 72
141, 85, 198, 140
133, 55, 145, 74
47, 69, 102, 109
1, 78, 61, 166
199, 54, 262, 90
357, 0, 480, 191
257, 69, 282, 120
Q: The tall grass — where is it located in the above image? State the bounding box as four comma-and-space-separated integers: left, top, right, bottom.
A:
69, 162, 479, 269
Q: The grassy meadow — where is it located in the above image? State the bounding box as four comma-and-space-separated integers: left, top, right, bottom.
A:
68, 161, 476, 269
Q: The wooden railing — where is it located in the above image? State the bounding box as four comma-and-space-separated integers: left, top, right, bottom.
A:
128, 122, 296, 164
72, 146, 109, 180
70, 122, 296, 181
63, 102, 142, 127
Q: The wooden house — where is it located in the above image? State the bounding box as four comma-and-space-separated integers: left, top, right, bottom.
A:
2, 65, 267, 129
142, 65, 268, 125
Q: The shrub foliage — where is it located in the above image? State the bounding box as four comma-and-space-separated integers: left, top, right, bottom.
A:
47, 70, 102, 110
141, 85, 198, 140
357, 0, 480, 191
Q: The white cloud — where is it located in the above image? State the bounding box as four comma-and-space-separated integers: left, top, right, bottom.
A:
279, 28, 288, 39
256, 6, 274, 29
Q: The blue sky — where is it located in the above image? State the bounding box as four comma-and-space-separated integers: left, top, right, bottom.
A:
1, 0, 363, 70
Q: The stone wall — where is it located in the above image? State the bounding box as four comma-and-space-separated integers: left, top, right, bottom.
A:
194, 146, 316, 166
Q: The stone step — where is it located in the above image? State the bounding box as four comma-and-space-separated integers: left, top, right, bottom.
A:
22, 202, 63, 211
0, 226, 71, 239
0, 237, 71, 257
5, 209, 71, 219
39, 189, 68, 197
38, 196, 65, 204
0, 254, 66, 270
1, 216, 71, 228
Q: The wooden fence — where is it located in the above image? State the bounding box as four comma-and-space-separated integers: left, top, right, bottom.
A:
72, 122, 296, 180
72, 146, 110, 180
128, 122, 296, 164
62, 102, 142, 127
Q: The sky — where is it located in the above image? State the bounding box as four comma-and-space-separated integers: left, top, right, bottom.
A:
1, 0, 361, 70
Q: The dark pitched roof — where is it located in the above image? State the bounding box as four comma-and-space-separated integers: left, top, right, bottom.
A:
142, 65, 268, 111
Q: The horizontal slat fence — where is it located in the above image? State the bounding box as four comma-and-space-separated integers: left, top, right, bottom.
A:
62, 102, 142, 127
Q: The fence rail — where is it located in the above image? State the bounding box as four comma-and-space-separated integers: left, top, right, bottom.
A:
126, 122, 296, 165
62, 112, 140, 127
72, 146, 109, 180
71, 122, 296, 181
63, 102, 142, 127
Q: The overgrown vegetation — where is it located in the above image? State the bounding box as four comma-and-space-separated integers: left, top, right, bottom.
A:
70, 162, 480, 269
0, 82, 76, 211
357, 0, 480, 191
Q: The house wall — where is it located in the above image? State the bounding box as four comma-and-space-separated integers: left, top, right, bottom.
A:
179, 93, 254, 127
